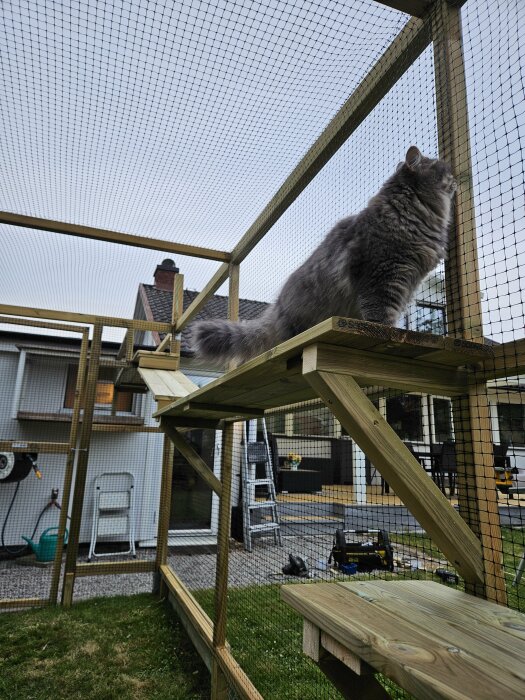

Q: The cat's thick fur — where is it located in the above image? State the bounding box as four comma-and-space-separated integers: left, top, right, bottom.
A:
191, 146, 456, 364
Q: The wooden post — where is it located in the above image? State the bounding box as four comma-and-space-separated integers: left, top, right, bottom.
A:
211, 421, 235, 699
228, 263, 240, 372
154, 434, 175, 598
50, 328, 89, 604
303, 368, 484, 586
61, 324, 103, 607
432, 0, 506, 603
170, 272, 184, 358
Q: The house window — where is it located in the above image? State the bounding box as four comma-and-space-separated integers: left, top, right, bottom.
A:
293, 407, 334, 436
64, 365, 133, 412
386, 395, 423, 442
497, 403, 525, 446
414, 304, 446, 335
433, 398, 453, 443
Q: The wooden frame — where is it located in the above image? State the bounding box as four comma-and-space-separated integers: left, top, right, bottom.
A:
0, 211, 230, 262
0, 317, 88, 610
2, 0, 519, 696
431, 0, 506, 603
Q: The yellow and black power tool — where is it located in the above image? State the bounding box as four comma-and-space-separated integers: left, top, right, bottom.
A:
329, 529, 394, 573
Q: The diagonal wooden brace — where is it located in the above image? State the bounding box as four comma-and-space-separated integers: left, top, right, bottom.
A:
302, 363, 484, 586
161, 419, 222, 497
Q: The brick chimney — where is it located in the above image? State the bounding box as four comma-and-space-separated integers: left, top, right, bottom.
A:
153, 259, 179, 291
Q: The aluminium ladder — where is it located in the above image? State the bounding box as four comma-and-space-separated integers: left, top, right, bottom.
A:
88, 471, 136, 561
241, 419, 282, 552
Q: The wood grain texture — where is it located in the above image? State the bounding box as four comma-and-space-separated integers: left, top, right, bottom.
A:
303, 370, 483, 585
282, 581, 525, 700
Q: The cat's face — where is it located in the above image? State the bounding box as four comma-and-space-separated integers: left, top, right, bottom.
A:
398, 146, 457, 197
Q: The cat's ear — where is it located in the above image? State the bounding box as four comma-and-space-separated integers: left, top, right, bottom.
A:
405, 146, 422, 168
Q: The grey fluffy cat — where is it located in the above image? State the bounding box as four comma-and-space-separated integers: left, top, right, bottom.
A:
191, 146, 456, 364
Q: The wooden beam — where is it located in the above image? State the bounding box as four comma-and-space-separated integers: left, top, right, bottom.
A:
0, 304, 171, 332
176, 263, 229, 332
170, 272, 184, 357
155, 435, 174, 595
452, 388, 507, 603
303, 368, 484, 585
156, 332, 172, 353
161, 420, 222, 496
373, 1, 432, 18
0, 440, 70, 453
50, 327, 89, 604
0, 211, 231, 262
182, 403, 265, 418
432, 0, 483, 341
432, 0, 507, 604
302, 343, 471, 396
482, 338, 525, 380
160, 565, 264, 700
76, 560, 156, 576
212, 422, 236, 698
62, 324, 103, 607
176, 17, 432, 332
0, 315, 87, 334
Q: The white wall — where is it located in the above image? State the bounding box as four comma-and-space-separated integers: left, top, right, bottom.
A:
0, 344, 165, 548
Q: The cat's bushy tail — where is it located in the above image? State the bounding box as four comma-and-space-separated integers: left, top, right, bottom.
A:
191, 312, 278, 364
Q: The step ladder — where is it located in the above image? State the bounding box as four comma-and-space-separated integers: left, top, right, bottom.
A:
88, 471, 136, 561
241, 419, 282, 552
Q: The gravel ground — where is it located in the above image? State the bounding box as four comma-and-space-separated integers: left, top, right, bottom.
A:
1, 534, 339, 604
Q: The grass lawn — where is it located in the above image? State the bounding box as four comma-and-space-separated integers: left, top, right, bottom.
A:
1, 529, 523, 700
0, 594, 210, 700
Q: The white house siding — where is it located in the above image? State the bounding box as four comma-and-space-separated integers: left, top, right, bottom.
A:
0, 343, 166, 548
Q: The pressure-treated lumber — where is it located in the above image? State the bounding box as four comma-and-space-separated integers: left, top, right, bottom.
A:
155, 317, 492, 421
211, 422, 236, 699
0, 440, 70, 453
282, 580, 525, 700
50, 327, 89, 604
62, 324, 103, 607
0, 211, 230, 262
170, 272, 184, 357
76, 560, 156, 576
302, 343, 471, 396
137, 368, 199, 402
0, 303, 171, 332
160, 420, 222, 496
452, 387, 507, 602
176, 16, 432, 332
302, 370, 483, 585
303, 619, 388, 700
0, 315, 87, 334
133, 350, 180, 370
161, 564, 263, 700
432, 0, 483, 341
432, 0, 506, 604
373, 0, 432, 17
482, 338, 525, 380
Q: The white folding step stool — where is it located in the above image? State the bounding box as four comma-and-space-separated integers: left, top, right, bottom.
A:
88, 471, 136, 561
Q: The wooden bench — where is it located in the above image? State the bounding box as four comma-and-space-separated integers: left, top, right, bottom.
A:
281, 580, 525, 700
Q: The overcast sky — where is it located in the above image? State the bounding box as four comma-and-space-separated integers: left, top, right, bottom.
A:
0, 0, 523, 343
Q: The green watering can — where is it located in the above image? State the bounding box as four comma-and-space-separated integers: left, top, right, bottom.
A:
22, 527, 68, 562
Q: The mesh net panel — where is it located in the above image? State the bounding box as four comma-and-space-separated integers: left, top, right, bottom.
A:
0, 0, 524, 698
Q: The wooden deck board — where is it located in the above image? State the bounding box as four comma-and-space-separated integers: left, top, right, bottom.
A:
281, 580, 525, 700
154, 318, 492, 419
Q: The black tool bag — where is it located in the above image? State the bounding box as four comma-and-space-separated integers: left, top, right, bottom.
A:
329, 529, 394, 572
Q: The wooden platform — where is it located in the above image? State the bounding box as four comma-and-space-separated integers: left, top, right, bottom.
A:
152, 318, 505, 589
281, 579, 525, 700
154, 317, 493, 421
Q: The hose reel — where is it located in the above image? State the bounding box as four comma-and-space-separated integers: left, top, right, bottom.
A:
0, 452, 38, 483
